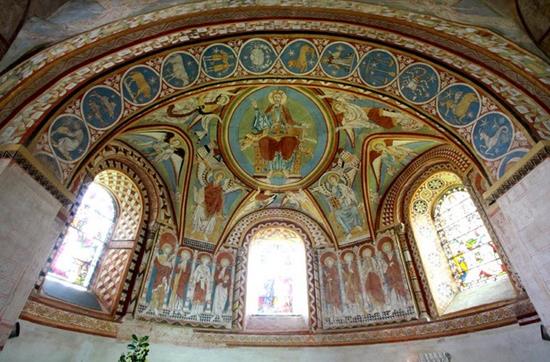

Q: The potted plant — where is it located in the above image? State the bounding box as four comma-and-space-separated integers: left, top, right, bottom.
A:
119, 334, 150, 362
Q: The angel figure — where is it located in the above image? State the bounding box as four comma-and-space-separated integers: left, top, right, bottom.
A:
369, 139, 418, 191
167, 89, 237, 140
192, 159, 244, 238
321, 90, 413, 146
135, 132, 186, 182
313, 171, 362, 242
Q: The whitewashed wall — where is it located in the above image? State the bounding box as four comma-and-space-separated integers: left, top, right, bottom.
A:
1, 320, 549, 362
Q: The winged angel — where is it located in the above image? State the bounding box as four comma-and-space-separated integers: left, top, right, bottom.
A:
192, 155, 245, 238
166, 89, 237, 140
312, 151, 364, 242
321, 90, 421, 146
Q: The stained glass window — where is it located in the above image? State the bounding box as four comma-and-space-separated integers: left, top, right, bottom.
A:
434, 187, 505, 290
245, 227, 308, 317
49, 182, 117, 288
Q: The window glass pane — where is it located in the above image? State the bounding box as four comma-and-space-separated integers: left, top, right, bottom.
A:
245, 227, 308, 317
49, 182, 116, 288
434, 188, 505, 290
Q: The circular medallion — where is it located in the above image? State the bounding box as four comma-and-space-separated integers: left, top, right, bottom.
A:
319, 42, 358, 79
201, 43, 237, 79
238, 39, 277, 74
223, 86, 335, 191
49, 114, 90, 163
358, 49, 398, 88
427, 178, 444, 190
398, 63, 440, 104
81, 85, 123, 129
162, 51, 200, 89
121, 65, 161, 106
497, 148, 528, 178
436, 83, 480, 127
472, 112, 514, 161
280, 39, 319, 75
412, 199, 428, 215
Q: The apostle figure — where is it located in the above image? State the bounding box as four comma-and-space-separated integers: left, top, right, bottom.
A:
149, 276, 168, 315
169, 248, 193, 310
188, 254, 212, 319
211, 256, 233, 322
341, 251, 363, 315
360, 246, 386, 312
321, 253, 342, 319
145, 234, 176, 305
379, 239, 409, 308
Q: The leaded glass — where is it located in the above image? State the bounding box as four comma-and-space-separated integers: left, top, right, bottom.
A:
434, 187, 505, 290
245, 227, 308, 317
49, 182, 117, 288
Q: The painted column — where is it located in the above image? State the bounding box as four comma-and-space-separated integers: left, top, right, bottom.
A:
487, 144, 550, 327
0, 147, 72, 348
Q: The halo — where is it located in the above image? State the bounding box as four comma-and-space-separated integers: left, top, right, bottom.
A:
320, 171, 343, 192
376, 236, 394, 252
360, 244, 376, 257
268, 89, 287, 105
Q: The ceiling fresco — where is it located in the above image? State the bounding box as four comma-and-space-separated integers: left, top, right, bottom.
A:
101, 83, 446, 247
2, 2, 546, 343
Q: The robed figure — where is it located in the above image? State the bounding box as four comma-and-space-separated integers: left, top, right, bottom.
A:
379, 239, 409, 308
211, 256, 233, 322
321, 253, 342, 318
240, 89, 305, 178
146, 237, 175, 306
188, 255, 213, 318
341, 252, 363, 315
361, 246, 386, 312
169, 249, 192, 310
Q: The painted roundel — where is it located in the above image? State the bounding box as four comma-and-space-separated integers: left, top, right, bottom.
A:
49, 114, 90, 163
223, 86, 335, 191
280, 39, 319, 75
81, 86, 123, 129
319, 42, 358, 79
472, 112, 514, 160
436, 84, 480, 127
398, 63, 440, 104
358, 49, 398, 87
121, 65, 161, 106
239, 39, 277, 74
201, 43, 238, 79
498, 148, 528, 178
161, 51, 200, 88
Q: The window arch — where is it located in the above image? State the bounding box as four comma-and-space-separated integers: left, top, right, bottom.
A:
409, 171, 515, 315
49, 182, 117, 288
43, 169, 144, 313
245, 226, 309, 330
433, 187, 506, 291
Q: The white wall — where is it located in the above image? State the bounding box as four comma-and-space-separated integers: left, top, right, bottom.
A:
1, 320, 549, 362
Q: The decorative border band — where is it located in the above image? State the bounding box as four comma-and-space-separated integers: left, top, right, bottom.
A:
484, 141, 550, 204
0, 144, 74, 206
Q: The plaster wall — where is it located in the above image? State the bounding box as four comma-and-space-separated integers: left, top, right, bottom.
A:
1, 320, 549, 362
0, 161, 63, 346
490, 159, 550, 327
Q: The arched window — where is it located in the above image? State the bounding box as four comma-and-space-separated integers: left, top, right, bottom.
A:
43, 169, 144, 313
245, 227, 308, 321
49, 182, 117, 288
434, 187, 506, 291
409, 171, 515, 315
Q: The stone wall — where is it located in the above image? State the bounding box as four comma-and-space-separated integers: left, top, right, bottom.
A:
1, 320, 549, 362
